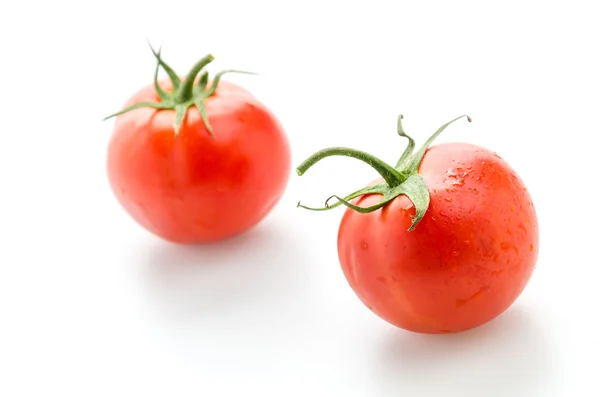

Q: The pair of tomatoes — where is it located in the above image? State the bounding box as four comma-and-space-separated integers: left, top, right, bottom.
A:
105, 48, 539, 334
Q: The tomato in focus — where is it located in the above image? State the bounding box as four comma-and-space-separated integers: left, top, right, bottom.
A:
338, 143, 538, 333
297, 115, 538, 334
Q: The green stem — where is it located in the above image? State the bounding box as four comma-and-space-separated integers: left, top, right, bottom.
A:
204, 70, 255, 97
174, 54, 215, 102
296, 147, 404, 187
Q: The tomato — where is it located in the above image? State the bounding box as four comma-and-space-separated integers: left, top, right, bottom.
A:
105, 47, 290, 243
297, 115, 538, 334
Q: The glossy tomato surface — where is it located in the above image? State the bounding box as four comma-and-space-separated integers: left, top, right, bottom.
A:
337, 142, 538, 333
107, 79, 291, 243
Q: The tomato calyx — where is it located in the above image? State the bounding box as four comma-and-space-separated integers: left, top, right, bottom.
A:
103, 44, 254, 137
296, 114, 472, 231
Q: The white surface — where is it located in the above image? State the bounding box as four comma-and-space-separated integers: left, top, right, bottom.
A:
0, 1, 597, 396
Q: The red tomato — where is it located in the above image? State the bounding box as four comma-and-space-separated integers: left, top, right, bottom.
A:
105, 48, 290, 243
297, 115, 538, 334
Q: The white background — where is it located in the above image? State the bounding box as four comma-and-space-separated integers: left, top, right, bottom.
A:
0, 1, 597, 396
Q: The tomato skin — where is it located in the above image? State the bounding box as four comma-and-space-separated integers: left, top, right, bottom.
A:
337, 142, 538, 333
107, 79, 291, 243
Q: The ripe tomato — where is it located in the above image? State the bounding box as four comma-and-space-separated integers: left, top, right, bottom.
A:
297, 115, 538, 334
105, 47, 290, 243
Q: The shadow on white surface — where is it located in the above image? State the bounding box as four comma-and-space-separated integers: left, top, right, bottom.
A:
136, 221, 310, 324
373, 307, 556, 397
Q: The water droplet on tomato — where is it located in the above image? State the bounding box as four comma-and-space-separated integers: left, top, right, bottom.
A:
361, 241, 369, 250
510, 205, 515, 212
446, 169, 458, 178
530, 244, 535, 251
444, 197, 453, 202
444, 168, 466, 187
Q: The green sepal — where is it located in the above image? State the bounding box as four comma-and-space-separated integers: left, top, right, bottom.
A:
151, 47, 170, 101
193, 98, 212, 137
196, 72, 209, 92
204, 70, 256, 97
173, 104, 188, 136
405, 115, 471, 173
394, 114, 416, 169
297, 182, 388, 211
389, 173, 430, 231
148, 42, 181, 90
102, 101, 172, 121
